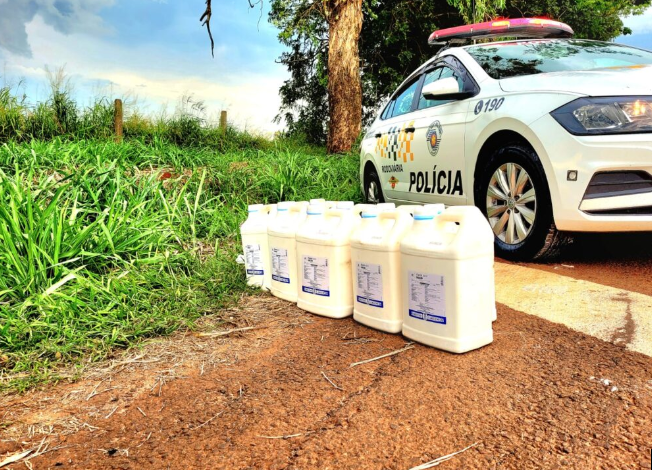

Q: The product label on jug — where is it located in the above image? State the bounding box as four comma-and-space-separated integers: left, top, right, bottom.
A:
408, 271, 446, 324
356, 262, 383, 308
302, 256, 330, 297
271, 247, 290, 284
244, 244, 264, 276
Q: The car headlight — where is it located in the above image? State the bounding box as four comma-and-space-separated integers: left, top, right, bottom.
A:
551, 97, 652, 135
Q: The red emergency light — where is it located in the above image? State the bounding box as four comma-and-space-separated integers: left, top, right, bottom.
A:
428, 17, 574, 45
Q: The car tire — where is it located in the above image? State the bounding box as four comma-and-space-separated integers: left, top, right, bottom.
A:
364, 167, 385, 204
475, 144, 570, 261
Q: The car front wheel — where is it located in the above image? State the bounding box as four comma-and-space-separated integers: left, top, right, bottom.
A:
475, 144, 568, 261
364, 167, 385, 204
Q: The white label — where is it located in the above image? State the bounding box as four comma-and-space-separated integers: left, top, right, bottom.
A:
271, 247, 290, 284
356, 262, 383, 308
244, 244, 264, 276
302, 256, 330, 297
408, 271, 446, 324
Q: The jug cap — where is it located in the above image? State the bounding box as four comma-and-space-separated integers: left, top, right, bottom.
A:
414, 205, 441, 220
277, 201, 294, 211
423, 204, 445, 215
336, 201, 354, 210
361, 207, 380, 219
248, 204, 264, 213
309, 198, 326, 204
307, 204, 324, 216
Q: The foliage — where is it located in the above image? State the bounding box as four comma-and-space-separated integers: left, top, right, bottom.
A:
0, 77, 272, 153
0, 136, 360, 392
449, 0, 506, 23
270, 0, 330, 144
271, 0, 651, 144
504, 0, 650, 41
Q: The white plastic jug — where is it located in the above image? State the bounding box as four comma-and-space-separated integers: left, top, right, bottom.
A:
351, 206, 414, 333
311, 199, 336, 209
240, 204, 276, 290
400, 205, 495, 353
268, 201, 308, 302
296, 205, 357, 318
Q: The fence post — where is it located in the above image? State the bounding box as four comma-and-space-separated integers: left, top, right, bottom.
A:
219, 110, 227, 134
114, 99, 123, 143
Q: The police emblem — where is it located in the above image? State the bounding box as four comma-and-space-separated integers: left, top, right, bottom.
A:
389, 176, 398, 189
426, 121, 443, 157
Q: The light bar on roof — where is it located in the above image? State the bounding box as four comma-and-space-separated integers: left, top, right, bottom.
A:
428, 17, 574, 45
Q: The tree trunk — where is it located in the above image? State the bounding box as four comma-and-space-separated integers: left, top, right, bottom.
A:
326, 0, 363, 154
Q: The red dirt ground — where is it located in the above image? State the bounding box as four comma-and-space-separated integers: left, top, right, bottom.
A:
522, 232, 652, 297
1, 294, 651, 470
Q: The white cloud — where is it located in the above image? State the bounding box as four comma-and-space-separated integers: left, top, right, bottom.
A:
0, 0, 114, 57
3, 15, 286, 133
622, 7, 652, 34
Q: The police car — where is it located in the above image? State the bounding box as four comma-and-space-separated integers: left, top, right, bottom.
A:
360, 18, 652, 260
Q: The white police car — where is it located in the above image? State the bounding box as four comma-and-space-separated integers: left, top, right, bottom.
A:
360, 18, 652, 260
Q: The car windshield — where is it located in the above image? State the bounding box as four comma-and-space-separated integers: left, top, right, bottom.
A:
466, 39, 652, 79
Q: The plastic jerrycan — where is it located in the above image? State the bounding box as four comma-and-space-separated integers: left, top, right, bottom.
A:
268, 201, 308, 302
351, 206, 414, 333
296, 203, 357, 318
400, 205, 495, 353
311, 199, 336, 209
240, 204, 275, 290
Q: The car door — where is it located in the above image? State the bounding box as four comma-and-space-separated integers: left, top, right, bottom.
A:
372, 76, 422, 200
406, 59, 473, 205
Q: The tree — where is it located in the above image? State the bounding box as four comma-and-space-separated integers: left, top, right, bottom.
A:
325, 0, 364, 153
203, 0, 364, 153
271, 0, 650, 146
448, 0, 506, 23
504, 0, 649, 40
271, 0, 464, 144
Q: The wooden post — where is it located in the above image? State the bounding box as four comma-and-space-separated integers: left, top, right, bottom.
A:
219, 110, 227, 134
114, 99, 123, 143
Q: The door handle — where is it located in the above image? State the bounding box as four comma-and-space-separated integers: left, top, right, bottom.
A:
374, 133, 382, 138
405, 127, 416, 133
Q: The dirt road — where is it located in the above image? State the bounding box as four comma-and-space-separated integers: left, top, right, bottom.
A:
2, 233, 652, 469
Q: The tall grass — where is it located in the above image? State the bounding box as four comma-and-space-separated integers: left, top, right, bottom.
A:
0, 138, 360, 391
0, 77, 271, 151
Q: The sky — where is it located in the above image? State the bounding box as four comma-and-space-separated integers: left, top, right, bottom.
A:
618, 7, 652, 49
0, 1, 651, 134
0, 0, 288, 133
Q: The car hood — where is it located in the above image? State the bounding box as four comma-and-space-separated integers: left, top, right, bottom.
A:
499, 65, 652, 96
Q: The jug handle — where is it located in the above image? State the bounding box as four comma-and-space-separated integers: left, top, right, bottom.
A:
325, 208, 346, 220
290, 202, 309, 215
434, 206, 483, 228
396, 205, 416, 216
261, 204, 276, 215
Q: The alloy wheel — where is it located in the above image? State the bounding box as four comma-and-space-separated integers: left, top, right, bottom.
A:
486, 163, 537, 245
367, 180, 380, 203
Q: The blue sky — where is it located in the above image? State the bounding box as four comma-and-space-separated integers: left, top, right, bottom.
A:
618, 8, 652, 49
0, 1, 651, 133
0, 0, 288, 132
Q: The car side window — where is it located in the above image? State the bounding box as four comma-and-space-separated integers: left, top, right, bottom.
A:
390, 78, 420, 118
417, 66, 464, 110
381, 99, 395, 120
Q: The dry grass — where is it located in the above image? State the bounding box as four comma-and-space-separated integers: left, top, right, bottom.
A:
0, 295, 310, 446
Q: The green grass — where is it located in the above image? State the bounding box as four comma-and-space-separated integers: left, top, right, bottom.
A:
0, 80, 272, 151
0, 138, 361, 392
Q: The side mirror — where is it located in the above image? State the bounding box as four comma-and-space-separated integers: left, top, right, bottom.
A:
421, 77, 470, 100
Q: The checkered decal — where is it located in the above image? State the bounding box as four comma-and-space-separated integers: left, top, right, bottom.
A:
375, 121, 415, 163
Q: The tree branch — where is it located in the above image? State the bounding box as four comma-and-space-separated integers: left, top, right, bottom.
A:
200, 0, 215, 57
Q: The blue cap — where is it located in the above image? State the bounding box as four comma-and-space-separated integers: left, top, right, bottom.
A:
307, 204, 324, 216
277, 201, 293, 212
